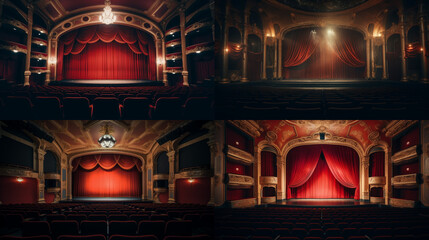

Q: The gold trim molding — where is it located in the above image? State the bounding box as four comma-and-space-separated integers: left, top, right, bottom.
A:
227, 145, 254, 165
369, 176, 386, 185
392, 173, 419, 188
228, 197, 257, 208
390, 198, 416, 208
226, 173, 254, 188
384, 120, 418, 137
228, 120, 262, 138
174, 168, 212, 179
260, 176, 278, 185
44, 173, 60, 180
0, 166, 38, 179
391, 145, 419, 164
153, 174, 169, 181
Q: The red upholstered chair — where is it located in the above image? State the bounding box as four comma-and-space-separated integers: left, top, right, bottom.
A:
290, 228, 307, 239
251, 236, 272, 240
326, 238, 345, 240
150, 97, 182, 119
0, 236, 52, 240
108, 235, 158, 240
150, 215, 169, 222
63, 97, 92, 119
88, 214, 108, 221
220, 237, 247, 240
347, 237, 368, 240
308, 229, 324, 238
372, 237, 393, 240
163, 236, 211, 240
57, 235, 106, 240
108, 215, 128, 221
46, 214, 66, 223
164, 220, 192, 237
51, 220, 79, 240
6, 214, 24, 228
278, 238, 300, 240
22, 221, 51, 237
4, 96, 34, 119
182, 97, 213, 119
66, 214, 87, 223
129, 214, 150, 223
109, 221, 137, 236
122, 97, 151, 119
34, 96, 63, 119
81, 220, 108, 236
92, 97, 122, 119
137, 221, 165, 240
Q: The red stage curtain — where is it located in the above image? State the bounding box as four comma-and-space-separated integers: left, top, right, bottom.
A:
283, 28, 365, 79
370, 151, 385, 177
286, 145, 323, 198
72, 154, 142, 172
291, 155, 355, 199
73, 165, 141, 197
57, 25, 156, 80
0, 176, 38, 204
321, 145, 360, 199
175, 177, 211, 205
261, 151, 276, 177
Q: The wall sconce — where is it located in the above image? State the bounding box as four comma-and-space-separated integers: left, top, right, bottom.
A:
16, 177, 24, 183
225, 48, 229, 53
157, 58, 164, 65
49, 57, 57, 65
188, 178, 195, 183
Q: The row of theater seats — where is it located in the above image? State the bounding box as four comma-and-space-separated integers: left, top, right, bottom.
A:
0, 234, 210, 240
0, 85, 213, 119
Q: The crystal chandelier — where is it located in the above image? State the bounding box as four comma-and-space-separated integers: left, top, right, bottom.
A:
99, 0, 116, 25
98, 124, 116, 148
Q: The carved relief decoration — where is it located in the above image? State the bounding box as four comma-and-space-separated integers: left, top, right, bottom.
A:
391, 145, 419, 164
175, 168, 213, 179
391, 173, 419, 188
369, 176, 386, 185
260, 176, 278, 185
226, 173, 254, 187
390, 198, 416, 208
228, 120, 262, 138
384, 120, 418, 137
227, 145, 254, 165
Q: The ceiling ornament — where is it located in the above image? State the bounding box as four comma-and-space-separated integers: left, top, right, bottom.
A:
98, 123, 116, 148
100, 0, 116, 25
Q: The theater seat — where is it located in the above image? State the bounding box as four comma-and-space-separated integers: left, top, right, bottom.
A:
109, 215, 128, 221
51, 220, 79, 240
4, 96, 34, 119
109, 221, 137, 236
129, 214, 149, 223
150, 97, 182, 119
66, 214, 87, 223
92, 97, 122, 119
81, 220, 108, 236
63, 97, 92, 119
0, 236, 52, 240
182, 97, 213, 119
122, 97, 151, 119
137, 221, 165, 240
46, 214, 66, 223
22, 221, 51, 237
108, 236, 158, 240
163, 236, 211, 240
164, 220, 192, 237
6, 214, 24, 228
57, 235, 106, 240
34, 96, 63, 119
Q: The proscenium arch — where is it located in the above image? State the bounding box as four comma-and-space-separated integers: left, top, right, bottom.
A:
280, 135, 365, 199
280, 24, 368, 40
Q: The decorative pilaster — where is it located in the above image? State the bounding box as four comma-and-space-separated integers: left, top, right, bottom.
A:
221, 1, 230, 83
262, 35, 267, 80
155, 38, 161, 82
366, 38, 371, 79
241, 10, 249, 82
362, 155, 370, 200
254, 147, 261, 205
382, 33, 388, 80
419, 2, 428, 83
273, 38, 278, 79
371, 37, 376, 79
67, 163, 72, 200
278, 37, 282, 79
141, 163, 146, 200
24, 4, 34, 86
162, 37, 168, 85
179, 7, 189, 86
385, 150, 392, 205
37, 148, 46, 203
400, 13, 408, 82
277, 155, 285, 200
167, 150, 176, 203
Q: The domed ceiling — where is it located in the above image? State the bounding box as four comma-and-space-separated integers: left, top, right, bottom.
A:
276, 0, 368, 12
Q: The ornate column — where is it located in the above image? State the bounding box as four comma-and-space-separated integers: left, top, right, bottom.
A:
366, 38, 371, 79
262, 35, 267, 80
179, 6, 189, 86
155, 38, 161, 82
254, 147, 261, 205
385, 149, 392, 205
167, 150, 176, 203
67, 162, 72, 200
50, 39, 57, 81
37, 148, 46, 203
273, 38, 278, 79
161, 37, 168, 85
221, 2, 230, 83
276, 154, 285, 200
207, 140, 218, 206
146, 158, 153, 200
24, 4, 34, 86
278, 36, 282, 79
241, 10, 249, 82
400, 13, 408, 82
141, 161, 146, 200
362, 155, 370, 200
382, 33, 388, 80
371, 38, 376, 79
45, 35, 51, 85
419, 1, 428, 83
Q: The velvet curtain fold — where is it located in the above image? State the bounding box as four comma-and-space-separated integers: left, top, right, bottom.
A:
72, 154, 142, 172
370, 151, 385, 177
261, 151, 277, 177
57, 25, 156, 80
330, 31, 366, 68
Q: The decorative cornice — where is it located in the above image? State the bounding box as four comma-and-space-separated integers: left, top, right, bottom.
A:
166, 26, 180, 36
383, 120, 418, 137
226, 145, 254, 165
369, 176, 386, 185
174, 168, 212, 179
260, 176, 278, 185
153, 187, 168, 193
46, 187, 61, 193
392, 173, 419, 188
0, 41, 28, 54
166, 39, 181, 48
390, 197, 416, 208
391, 145, 419, 164
185, 21, 212, 35
0, 166, 38, 179
32, 38, 48, 47
33, 25, 47, 34
165, 52, 182, 60
226, 173, 254, 188
44, 173, 60, 180
153, 174, 169, 181
227, 197, 257, 208
186, 42, 214, 55
1, 19, 28, 33
185, 3, 210, 23
31, 51, 48, 60
228, 120, 262, 138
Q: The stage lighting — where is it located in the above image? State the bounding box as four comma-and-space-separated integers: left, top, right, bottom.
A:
98, 124, 116, 148
327, 29, 335, 36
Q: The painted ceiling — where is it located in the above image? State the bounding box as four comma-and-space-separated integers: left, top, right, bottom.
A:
256, 120, 392, 151
36, 0, 177, 23
275, 0, 368, 12
36, 120, 183, 155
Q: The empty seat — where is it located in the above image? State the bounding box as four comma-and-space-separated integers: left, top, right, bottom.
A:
34, 96, 63, 119
149, 214, 169, 221
0, 236, 52, 240
22, 221, 51, 237
109, 221, 137, 236
81, 220, 108, 236
88, 214, 108, 221
92, 97, 122, 119
63, 97, 92, 119
109, 215, 128, 221
4, 96, 33, 119
150, 97, 182, 119
129, 214, 149, 223
122, 97, 151, 119
46, 214, 66, 223
182, 97, 213, 119
108, 236, 158, 240
164, 220, 192, 237
67, 214, 87, 223
51, 220, 79, 240
163, 236, 211, 240
57, 235, 106, 240
137, 221, 165, 240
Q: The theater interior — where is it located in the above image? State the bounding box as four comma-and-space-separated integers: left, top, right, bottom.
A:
0, 0, 214, 119
0, 120, 215, 239
215, 0, 429, 119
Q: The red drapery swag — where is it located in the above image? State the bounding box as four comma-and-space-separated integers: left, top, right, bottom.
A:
370, 151, 385, 177
72, 154, 142, 198
286, 145, 360, 199
283, 28, 366, 79
57, 25, 156, 80
261, 151, 277, 177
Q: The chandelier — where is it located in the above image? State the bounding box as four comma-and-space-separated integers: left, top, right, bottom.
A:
99, 0, 116, 25
98, 124, 116, 148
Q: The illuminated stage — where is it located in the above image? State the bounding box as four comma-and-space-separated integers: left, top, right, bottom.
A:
50, 79, 164, 87
66, 197, 145, 203
267, 199, 378, 207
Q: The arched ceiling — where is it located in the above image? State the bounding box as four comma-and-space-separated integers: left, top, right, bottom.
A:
256, 120, 392, 151
35, 0, 178, 23
36, 120, 183, 155
275, 0, 368, 12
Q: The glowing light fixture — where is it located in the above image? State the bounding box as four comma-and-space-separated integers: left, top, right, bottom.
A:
196, 50, 201, 54
225, 48, 229, 52
327, 28, 335, 36
99, 0, 116, 25
13, 49, 18, 53
98, 123, 116, 148
188, 178, 195, 183
16, 177, 24, 183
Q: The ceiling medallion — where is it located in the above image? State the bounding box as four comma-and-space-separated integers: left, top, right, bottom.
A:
100, 0, 116, 25
98, 123, 116, 148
